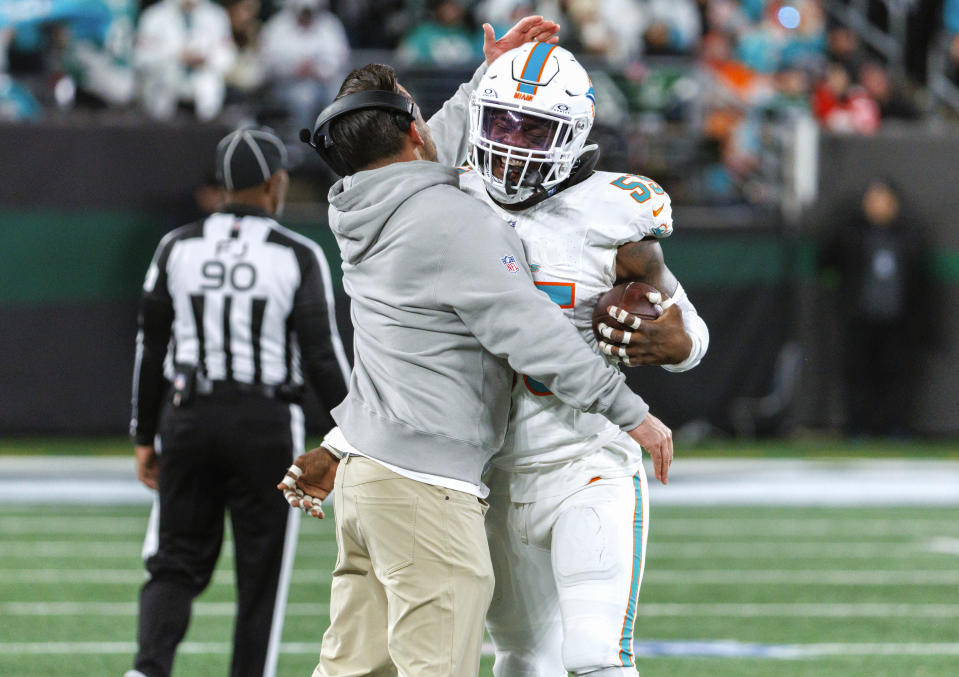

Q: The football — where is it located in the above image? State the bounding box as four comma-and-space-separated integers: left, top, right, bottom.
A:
591, 281, 661, 342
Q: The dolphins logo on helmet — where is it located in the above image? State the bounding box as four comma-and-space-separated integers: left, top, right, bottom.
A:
467, 43, 595, 204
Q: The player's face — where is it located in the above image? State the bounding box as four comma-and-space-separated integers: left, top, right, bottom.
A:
482, 109, 558, 180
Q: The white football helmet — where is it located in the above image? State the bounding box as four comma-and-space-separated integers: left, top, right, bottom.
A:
467, 42, 596, 204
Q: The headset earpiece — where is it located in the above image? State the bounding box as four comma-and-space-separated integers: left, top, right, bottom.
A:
302, 91, 419, 177
392, 112, 414, 131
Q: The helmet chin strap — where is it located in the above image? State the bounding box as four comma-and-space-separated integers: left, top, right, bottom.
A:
504, 165, 545, 198
493, 144, 600, 212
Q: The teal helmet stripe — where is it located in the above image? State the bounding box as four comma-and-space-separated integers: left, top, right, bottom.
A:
517, 42, 556, 94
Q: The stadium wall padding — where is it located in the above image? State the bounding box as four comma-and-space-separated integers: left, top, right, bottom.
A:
0, 199, 791, 434
2, 122, 957, 435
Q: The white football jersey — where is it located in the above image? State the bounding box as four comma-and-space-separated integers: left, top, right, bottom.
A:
458, 166, 674, 470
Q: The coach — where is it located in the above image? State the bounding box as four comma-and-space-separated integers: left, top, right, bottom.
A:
127, 127, 350, 677
284, 34, 674, 677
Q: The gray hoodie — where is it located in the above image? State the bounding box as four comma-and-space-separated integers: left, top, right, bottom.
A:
328, 160, 648, 486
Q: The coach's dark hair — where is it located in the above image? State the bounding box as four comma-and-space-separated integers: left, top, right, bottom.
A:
329, 64, 412, 172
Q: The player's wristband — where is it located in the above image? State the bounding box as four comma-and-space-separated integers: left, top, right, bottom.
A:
662, 283, 709, 373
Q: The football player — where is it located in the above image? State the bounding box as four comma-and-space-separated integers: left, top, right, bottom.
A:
452, 44, 709, 676
287, 37, 707, 677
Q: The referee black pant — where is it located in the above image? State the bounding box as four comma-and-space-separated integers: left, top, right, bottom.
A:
134, 390, 302, 677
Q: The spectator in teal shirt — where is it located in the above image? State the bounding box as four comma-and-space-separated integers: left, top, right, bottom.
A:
397, 0, 481, 65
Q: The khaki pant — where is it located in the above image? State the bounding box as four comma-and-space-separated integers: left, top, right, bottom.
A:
313, 455, 494, 677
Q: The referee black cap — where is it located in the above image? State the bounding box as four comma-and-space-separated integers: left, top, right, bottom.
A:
216, 127, 289, 192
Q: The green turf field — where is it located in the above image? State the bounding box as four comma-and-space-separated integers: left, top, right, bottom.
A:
1, 503, 958, 676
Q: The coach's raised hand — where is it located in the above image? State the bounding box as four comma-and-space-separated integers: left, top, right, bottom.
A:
482, 15, 560, 65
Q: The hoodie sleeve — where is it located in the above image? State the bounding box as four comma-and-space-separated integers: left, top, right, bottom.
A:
434, 200, 649, 431
427, 63, 487, 168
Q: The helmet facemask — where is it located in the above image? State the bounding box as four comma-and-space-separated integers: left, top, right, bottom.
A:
468, 98, 591, 204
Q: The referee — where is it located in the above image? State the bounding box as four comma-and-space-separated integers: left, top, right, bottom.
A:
127, 127, 350, 677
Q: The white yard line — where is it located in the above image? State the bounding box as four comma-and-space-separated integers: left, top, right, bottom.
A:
784, 643, 959, 657
0, 516, 150, 532
626, 640, 959, 658
3, 458, 959, 506
0, 533, 944, 562
0, 540, 339, 558
0, 569, 332, 584
0, 601, 330, 616
0, 516, 340, 537
650, 518, 959, 535
3, 539, 952, 561
927, 537, 959, 555
649, 541, 932, 558
3, 568, 957, 586
2, 600, 956, 619
637, 603, 959, 618
3, 640, 959, 658
649, 570, 959, 584
0, 541, 143, 557
3, 515, 956, 536
0, 642, 140, 654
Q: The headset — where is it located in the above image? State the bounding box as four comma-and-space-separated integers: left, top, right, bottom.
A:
300, 90, 418, 177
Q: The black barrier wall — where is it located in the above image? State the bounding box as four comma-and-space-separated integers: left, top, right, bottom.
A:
13, 120, 957, 436
0, 121, 229, 433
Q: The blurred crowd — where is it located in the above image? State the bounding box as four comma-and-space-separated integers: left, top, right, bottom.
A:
0, 0, 952, 201
947, 0, 959, 85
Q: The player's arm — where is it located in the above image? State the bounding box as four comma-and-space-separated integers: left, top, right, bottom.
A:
600, 238, 709, 371
130, 237, 176, 489
439, 210, 672, 482
290, 243, 351, 412
428, 16, 560, 166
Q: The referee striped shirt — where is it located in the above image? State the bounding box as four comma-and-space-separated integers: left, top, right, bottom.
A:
131, 205, 350, 444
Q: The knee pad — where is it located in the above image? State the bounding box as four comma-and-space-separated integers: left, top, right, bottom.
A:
562, 623, 628, 675
553, 504, 636, 674
552, 504, 621, 585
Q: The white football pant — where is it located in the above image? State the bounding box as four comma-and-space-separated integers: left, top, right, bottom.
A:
486, 465, 650, 676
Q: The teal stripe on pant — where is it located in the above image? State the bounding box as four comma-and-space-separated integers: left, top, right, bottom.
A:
618, 472, 644, 666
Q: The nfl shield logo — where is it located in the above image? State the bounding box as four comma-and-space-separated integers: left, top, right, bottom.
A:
501, 254, 520, 274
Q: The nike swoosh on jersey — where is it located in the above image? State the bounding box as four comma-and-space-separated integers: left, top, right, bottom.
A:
652, 203, 664, 217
